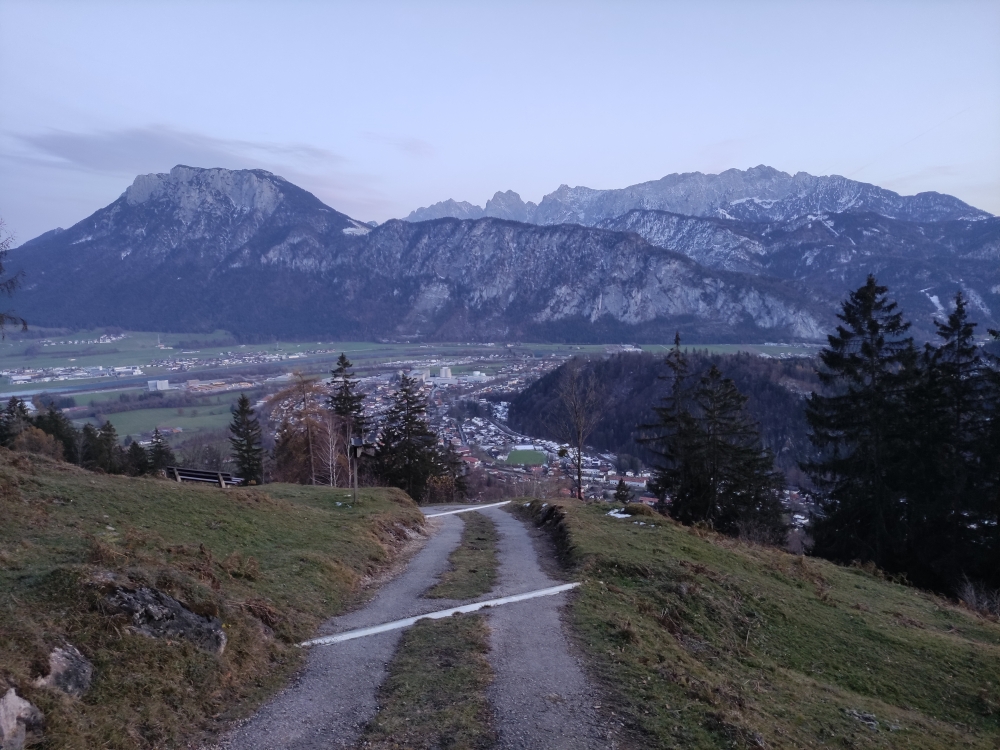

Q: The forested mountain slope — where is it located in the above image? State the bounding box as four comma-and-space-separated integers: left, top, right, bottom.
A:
508, 351, 819, 481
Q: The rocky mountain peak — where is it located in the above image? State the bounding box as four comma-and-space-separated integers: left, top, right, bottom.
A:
404, 166, 991, 227
484, 190, 538, 222
123, 165, 286, 220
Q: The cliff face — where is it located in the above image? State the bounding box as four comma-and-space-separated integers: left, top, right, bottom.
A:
12, 165, 996, 343
597, 209, 1000, 336
9, 167, 829, 342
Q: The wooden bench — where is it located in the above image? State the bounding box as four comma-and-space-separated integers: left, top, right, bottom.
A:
166, 466, 244, 488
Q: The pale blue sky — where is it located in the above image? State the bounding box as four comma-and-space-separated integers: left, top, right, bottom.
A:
1, 0, 998, 242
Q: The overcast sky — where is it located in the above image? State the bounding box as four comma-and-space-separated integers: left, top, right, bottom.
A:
1, 0, 998, 243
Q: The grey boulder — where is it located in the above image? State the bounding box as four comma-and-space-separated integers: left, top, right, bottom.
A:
102, 586, 227, 654
0, 688, 43, 750
33, 645, 94, 698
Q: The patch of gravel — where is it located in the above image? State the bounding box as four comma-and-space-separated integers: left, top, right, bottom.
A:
202, 514, 466, 750
478, 506, 616, 749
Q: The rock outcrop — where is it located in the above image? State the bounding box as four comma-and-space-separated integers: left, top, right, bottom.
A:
0, 689, 43, 750
32, 645, 93, 698
102, 586, 227, 654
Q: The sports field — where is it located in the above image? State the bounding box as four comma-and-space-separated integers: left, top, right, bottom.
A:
505, 450, 546, 466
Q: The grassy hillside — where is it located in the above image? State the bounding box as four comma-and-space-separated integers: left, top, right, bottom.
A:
518, 500, 1000, 749
0, 450, 423, 749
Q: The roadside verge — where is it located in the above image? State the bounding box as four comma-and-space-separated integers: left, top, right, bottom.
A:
0, 450, 423, 750
517, 498, 1000, 749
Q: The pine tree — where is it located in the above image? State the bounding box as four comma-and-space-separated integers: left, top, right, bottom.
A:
95, 421, 123, 474
148, 428, 176, 474
805, 275, 918, 571
614, 479, 632, 503
126, 441, 149, 476
33, 406, 80, 463
80, 424, 100, 470
677, 366, 785, 537
0, 397, 32, 446
644, 333, 694, 513
983, 327, 1000, 585
374, 374, 443, 503
228, 393, 263, 484
902, 292, 992, 587
644, 336, 784, 539
330, 353, 367, 439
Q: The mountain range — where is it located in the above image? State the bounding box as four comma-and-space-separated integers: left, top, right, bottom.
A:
8, 165, 998, 343
406, 165, 990, 225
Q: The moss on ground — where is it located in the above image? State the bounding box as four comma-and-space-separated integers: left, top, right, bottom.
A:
518, 499, 1000, 749
424, 511, 498, 600
0, 449, 423, 749
358, 613, 496, 749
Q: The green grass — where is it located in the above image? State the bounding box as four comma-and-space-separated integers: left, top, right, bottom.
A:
518, 499, 1000, 749
425, 512, 499, 599
358, 613, 497, 749
505, 449, 546, 466
98, 405, 235, 439
0, 450, 423, 749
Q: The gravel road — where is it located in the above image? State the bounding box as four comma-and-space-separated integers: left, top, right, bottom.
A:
478, 505, 610, 749
205, 514, 465, 750
205, 503, 612, 749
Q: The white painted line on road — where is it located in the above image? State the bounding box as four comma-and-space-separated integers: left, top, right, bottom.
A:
423, 500, 511, 517
298, 582, 580, 648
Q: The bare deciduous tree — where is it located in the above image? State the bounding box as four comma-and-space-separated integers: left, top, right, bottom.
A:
314, 410, 345, 487
549, 359, 604, 500
0, 219, 26, 335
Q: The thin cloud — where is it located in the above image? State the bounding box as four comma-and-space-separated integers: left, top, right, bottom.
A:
1, 125, 398, 222
8, 126, 345, 176
363, 131, 435, 158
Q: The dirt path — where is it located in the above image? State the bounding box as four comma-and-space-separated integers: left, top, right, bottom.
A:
477, 506, 609, 749
207, 504, 611, 749
206, 514, 465, 750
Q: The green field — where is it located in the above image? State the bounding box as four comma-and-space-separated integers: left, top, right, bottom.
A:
98, 406, 235, 440
505, 449, 546, 465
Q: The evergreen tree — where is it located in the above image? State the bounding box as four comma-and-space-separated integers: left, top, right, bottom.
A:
977, 327, 1000, 586
330, 353, 367, 488
330, 353, 367, 439
80, 424, 101, 470
644, 334, 694, 514
644, 337, 785, 539
33, 406, 80, 463
89, 421, 123, 474
228, 394, 263, 484
374, 374, 443, 503
0, 397, 32, 446
614, 479, 632, 503
805, 275, 918, 571
676, 366, 785, 537
126, 441, 149, 476
903, 292, 992, 587
148, 428, 176, 474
